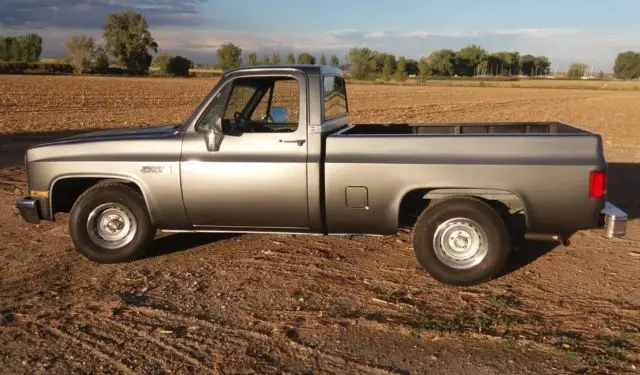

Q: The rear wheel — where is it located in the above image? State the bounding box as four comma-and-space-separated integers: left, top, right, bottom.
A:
69, 182, 155, 263
412, 196, 510, 286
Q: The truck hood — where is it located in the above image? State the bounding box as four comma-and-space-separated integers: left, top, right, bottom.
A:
39, 123, 182, 146
25, 123, 185, 164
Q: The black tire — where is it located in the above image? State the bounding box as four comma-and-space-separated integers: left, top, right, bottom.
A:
69, 182, 155, 263
412, 196, 510, 286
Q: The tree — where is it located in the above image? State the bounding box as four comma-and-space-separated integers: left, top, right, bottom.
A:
534, 56, 551, 76
297, 52, 315, 64
520, 54, 537, 76
153, 53, 192, 76
455, 44, 487, 76
425, 49, 455, 76
153, 53, 172, 74
320, 54, 327, 65
487, 51, 520, 76
260, 55, 270, 65
381, 54, 396, 79
418, 57, 431, 79
286, 52, 295, 64
102, 11, 158, 73
0, 37, 14, 61
507, 52, 520, 76
597, 70, 605, 79
396, 56, 407, 81
330, 55, 340, 67
247, 53, 258, 66
613, 51, 640, 79
20, 33, 42, 62
65, 35, 96, 74
567, 63, 588, 78
0, 34, 42, 62
405, 59, 419, 75
217, 43, 242, 70
373, 52, 394, 75
272, 53, 281, 65
166, 56, 192, 76
348, 47, 377, 79
92, 47, 110, 72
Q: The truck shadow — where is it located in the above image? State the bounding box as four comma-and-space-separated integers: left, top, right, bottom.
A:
498, 239, 560, 279
144, 233, 242, 259
607, 163, 640, 220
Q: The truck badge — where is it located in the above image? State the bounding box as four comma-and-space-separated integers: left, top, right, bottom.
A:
141, 165, 171, 174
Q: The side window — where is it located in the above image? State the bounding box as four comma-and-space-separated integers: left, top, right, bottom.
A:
196, 76, 300, 133
323, 75, 347, 120
250, 86, 273, 122
224, 84, 257, 120
270, 79, 300, 124
249, 77, 300, 132
196, 81, 234, 131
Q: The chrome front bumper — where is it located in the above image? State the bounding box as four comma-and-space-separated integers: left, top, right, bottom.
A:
16, 197, 41, 224
601, 201, 627, 238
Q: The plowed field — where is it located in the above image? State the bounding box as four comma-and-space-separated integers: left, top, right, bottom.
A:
1, 75, 639, 374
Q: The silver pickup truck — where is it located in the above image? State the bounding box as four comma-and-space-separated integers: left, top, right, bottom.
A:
16, 64, 628, 285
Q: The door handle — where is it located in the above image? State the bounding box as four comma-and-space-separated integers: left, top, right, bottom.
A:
279, 139, 305, 146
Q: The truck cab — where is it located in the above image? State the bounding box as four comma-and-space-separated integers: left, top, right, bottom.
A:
178, 65, 348, 233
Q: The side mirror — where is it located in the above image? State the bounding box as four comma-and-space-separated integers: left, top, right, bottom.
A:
205, 116, 224, 152
269, 106, 288, 123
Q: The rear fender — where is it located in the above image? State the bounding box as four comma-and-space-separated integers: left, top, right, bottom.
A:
395, 187, 529, 231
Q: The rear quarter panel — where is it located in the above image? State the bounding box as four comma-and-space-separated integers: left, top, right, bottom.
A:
324, 133, 605, 235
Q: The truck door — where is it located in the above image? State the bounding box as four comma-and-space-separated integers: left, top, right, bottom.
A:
179, 71, 310, 231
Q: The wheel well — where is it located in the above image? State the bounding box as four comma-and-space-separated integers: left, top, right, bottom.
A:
51, 178, 144, 216
397, 188, 527, 232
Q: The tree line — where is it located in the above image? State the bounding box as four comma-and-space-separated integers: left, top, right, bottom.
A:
2, 10, 640, 80
214, 43, 341, 71
347, 45, 553, 80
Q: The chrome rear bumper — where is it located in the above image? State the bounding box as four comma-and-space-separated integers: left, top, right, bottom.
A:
16, 197, 41, 224
601, 201, 627, 238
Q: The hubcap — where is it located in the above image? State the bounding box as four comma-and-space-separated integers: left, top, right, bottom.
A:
87, 203, 137, 249
433, 217, 488, 269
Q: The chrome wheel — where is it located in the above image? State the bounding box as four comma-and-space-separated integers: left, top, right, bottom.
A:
86, 202, 137, 249
433, 217, 488, 269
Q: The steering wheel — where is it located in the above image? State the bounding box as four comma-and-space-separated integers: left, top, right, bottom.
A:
233, 111, 252, 133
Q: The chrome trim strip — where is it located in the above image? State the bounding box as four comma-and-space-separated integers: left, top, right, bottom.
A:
160, 229, 384, 237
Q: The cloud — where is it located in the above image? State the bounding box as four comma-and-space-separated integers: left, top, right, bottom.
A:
0, 0, 210, 28
403, 28, 581, 39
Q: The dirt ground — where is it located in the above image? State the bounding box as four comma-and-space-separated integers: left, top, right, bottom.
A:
1, 75, 639, 374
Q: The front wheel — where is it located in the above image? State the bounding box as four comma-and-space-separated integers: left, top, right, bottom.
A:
412, 197, 511, 286
69, 182, 155, 263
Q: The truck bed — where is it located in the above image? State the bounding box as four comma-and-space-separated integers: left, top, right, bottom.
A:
323, 121, 604, 236
337, 121, 591, 136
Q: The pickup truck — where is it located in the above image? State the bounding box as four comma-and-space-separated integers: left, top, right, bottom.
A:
16, 64, 628, 286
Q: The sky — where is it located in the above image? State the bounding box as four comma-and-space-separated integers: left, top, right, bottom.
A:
1, 0, 639, 71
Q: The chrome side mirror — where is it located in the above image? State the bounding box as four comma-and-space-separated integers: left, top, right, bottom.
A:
205, 116, 224, 152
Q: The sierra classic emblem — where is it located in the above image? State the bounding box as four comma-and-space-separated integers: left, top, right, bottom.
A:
141, 165, 171, 174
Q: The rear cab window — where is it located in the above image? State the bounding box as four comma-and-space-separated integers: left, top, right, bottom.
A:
323, 75, 348, 121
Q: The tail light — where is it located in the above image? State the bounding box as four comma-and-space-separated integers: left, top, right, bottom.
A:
589, 170, 606, 199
